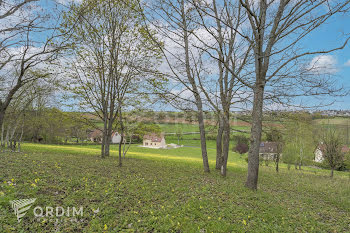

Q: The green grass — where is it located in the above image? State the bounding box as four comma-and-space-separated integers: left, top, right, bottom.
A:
1, 143, 350, 232
159, 123, 202, 133
314, 117, 350, 125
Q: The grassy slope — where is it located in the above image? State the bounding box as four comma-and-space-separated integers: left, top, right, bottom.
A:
0, 143, 349, 232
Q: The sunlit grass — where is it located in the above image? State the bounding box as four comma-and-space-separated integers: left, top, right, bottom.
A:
1, 143, 349, 232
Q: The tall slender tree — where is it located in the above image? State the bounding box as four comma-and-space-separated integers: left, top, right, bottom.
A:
236, 0, 350, 190
144, 0, 211, 172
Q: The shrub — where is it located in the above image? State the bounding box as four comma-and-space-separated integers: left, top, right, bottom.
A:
234, 143, 249, 155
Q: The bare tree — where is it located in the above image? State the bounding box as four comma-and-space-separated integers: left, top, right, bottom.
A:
321, 129, 344, 178
0, 0, 69, 133
235, 0, 350, 190
0, 75, 55, 152
189, 0, 253, 176
143, 0, 211, 172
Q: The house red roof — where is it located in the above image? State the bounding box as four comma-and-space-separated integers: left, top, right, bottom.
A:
143, 133, 163, 142
89, 129, 122, 139
88, 129, 102, 139
317, 144, 350, 154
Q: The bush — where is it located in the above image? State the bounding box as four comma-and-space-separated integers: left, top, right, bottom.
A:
234, 143, 249, 155
233, 135, 249, 145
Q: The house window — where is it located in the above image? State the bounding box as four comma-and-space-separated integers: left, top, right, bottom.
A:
151, 143, 153, 146
145, 142, 148, 146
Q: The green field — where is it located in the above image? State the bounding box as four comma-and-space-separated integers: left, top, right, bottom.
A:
161, 123, 250, 148
314, 117, 350, 125
1, 143, 349, 232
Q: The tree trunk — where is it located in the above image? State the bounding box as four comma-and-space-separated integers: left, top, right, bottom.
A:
122, 137, 126, 159
5, 125, 10, 149
181, 3, 209, 173
275, 154, 279, 173
118, 108, 124, 167
101, 121, 107, 158
330, 168, 334, 178
104, 132, 111, 157
118, 137, 123, 166
245, 85, 264, 190
197, 104, 210, 173
0, 111, 4, 140
18, 120, 24, 153
1, 118, 4, 152
220, 117, 230, 177
216, 114, 224, 170
123, 136, 132, 158
105, 117, 114, 157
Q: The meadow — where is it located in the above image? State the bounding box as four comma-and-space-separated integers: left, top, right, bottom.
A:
0, 143, 349, 232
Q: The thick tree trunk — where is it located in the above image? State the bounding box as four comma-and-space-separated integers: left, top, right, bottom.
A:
216, 115, 224, 170
197, 103, 210, 173
105, 117, 114, 157
101, 142, 105, 158
104, 134, 111, 157
101, 120, 107, 158
220, 117, 230, 176
245, 85, 264, 190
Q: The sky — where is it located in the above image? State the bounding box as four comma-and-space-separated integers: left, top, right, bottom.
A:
299, 12, 350, 110
36, 0, 350, 111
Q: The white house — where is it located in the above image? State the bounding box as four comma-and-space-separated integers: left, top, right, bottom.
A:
88, 129, 124, 144
143, 133, 166, 148
111, 131, 125, 144
314, 143, 350, 163
314, 146, 324, 163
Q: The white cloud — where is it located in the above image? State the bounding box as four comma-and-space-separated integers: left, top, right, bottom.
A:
56, 0, 82, 5
308, 55, 338, 74
344, 59, 350, 67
